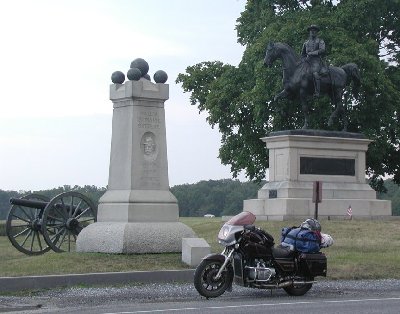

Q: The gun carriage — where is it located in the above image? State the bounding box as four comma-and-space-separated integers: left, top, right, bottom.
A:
6, 191, 97, 255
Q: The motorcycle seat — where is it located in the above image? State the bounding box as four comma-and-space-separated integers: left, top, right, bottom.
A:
272, 245, 295, 258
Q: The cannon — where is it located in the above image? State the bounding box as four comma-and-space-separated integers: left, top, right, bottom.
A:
6, 191, 97, 255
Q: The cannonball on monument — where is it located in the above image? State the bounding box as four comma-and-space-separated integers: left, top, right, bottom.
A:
154, 70, 168, 83
127, 67, 142, 81
130, 58, 149, 76
111, 71, 125, 84
143, 73, 151, 81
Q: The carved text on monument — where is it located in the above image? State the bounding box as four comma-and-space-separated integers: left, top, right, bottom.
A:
137, 110, 161, 129
140, 161, 161, 189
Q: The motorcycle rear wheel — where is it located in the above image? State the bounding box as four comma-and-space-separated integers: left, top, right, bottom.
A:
194, 260, 232, 298
283, 283, 313, 296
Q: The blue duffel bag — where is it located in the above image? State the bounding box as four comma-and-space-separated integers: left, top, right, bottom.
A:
281, 227, 320, 253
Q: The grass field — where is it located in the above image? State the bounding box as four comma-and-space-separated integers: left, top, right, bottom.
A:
1, 218, 400, 279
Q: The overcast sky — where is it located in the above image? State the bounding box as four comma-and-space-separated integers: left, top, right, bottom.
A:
0, 0, 248, 191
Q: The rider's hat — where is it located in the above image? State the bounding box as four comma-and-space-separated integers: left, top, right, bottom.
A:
307, 24, 320, 32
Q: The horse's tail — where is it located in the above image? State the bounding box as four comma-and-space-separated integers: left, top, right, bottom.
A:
342, 63, 361, 99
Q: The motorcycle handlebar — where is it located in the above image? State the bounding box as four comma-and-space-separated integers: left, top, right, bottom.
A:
244, 225, 256, 231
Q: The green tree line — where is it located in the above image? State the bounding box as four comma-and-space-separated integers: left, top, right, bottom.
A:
1, 179, 399, 219
171, 179, 262, 217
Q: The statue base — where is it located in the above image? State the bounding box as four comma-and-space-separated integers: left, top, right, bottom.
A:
76, 222, 196, 253
244, 130, 391, 220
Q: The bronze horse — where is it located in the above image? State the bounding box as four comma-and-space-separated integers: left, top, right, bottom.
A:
264, 42, 360, 130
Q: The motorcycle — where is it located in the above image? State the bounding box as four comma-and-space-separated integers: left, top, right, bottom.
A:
194, 211, 327, 298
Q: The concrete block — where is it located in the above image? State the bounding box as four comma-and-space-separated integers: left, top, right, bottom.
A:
182, 238, 210, 267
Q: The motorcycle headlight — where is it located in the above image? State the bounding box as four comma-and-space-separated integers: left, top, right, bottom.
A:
222, 226, 230, 238
218, 225, 230, 240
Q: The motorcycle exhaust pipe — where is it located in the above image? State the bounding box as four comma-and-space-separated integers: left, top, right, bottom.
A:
277, 281, 293, 288
255, 281, 293, 288
277, 280, 316, 288
255, 280, 316, 289
293, 281, 316, 285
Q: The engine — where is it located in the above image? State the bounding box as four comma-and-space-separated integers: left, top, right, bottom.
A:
245, 259, 276, 282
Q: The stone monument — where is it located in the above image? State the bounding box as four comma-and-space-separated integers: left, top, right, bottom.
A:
249, 26, 392, 220
244, 130, 392, 220
77, 59, 196, 253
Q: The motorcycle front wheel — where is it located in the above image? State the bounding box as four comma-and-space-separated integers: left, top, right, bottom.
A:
283, 283, 313, 296
194, 259, 233, 298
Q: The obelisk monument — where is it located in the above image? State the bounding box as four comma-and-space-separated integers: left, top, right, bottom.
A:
77, 59, 196, 253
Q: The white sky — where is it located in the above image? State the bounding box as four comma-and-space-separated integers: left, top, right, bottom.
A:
0, 0, 248, 191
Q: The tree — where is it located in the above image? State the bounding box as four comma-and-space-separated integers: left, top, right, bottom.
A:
171, 179, 261, 216
176, 0, 400, 191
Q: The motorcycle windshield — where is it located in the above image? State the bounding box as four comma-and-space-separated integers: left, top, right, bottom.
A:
226, 211, 256, 226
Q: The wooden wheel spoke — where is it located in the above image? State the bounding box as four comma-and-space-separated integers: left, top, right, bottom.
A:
60, 198, 70, 217
72, 200, 83, 217
19, 206, 33, 220
75, 207, 90, 219
47, 214, 64, 223
11, 214, 31, 223
30, 229, 35, 251
78, 217, 95, 223
45, 226, 58, 235
50, 227, 65, 242
36, 231, 43, 251
54, 206, 67, 219
20, 230, 33, 247
13, 227, 31, 238
57, 229, 68, 249
46, 222, 65, 227
11, 223, 30, 229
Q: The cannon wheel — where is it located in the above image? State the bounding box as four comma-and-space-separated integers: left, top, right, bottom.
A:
6, 194, 52, 255
41, 191, 97, 253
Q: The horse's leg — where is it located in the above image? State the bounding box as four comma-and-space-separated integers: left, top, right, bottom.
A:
337, 92, 348, 132
300, 89, 309, 129
328, 105, 338, 126
274, 89, 289, 102
328, 87, 341, 127
342, 111, 348, 132
328, 89, 346, 130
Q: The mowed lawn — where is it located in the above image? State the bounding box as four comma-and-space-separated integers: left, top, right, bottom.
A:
0, 218, 399, 279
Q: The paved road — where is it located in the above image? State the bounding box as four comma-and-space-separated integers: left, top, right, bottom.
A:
1, 279, 399, 313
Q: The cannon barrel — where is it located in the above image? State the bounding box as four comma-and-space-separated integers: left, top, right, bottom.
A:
10, 197, 48, 210
10, 197, 80, 213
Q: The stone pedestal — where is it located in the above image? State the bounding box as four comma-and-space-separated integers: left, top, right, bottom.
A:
244, 130, 391, 220
77, 79, 196, 253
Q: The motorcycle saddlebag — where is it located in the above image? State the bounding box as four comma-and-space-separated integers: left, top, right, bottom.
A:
298, 253, 327, 277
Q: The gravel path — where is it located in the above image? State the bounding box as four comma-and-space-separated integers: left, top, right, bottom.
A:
1, 279, 399, 313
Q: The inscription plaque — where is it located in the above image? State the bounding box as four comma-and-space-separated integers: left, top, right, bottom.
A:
300, 157, 355, 176
269, 189, 277, 199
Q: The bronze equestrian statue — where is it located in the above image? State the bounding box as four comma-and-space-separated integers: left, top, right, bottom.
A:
264, 25, 360, 131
